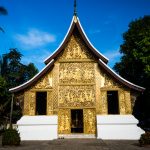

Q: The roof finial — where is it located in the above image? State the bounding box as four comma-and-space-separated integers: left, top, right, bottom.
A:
74, 0, 77, 16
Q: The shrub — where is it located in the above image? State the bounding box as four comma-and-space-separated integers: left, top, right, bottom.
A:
2, 128, 20, 146
139, 132, 150, 146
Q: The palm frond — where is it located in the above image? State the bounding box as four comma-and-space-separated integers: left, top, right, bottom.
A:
0, 6, 8, 15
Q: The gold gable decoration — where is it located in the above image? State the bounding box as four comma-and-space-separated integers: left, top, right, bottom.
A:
34, 73, 53, 89
59, 34, 95, 61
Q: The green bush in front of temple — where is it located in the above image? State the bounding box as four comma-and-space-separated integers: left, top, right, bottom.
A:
2, 128, 20, 146
139, 132, 150, 146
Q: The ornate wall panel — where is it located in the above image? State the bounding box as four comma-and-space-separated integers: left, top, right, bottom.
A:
24, 92, 30, 115
125, 91, 132, 114
100, 91, 108, 114
52, 64, 59, 111
59, 34, 94, 61
84, 109, 96, 134
58, 109, 70, 134
95, 63, 101, 114
47, 91, 53, 115
29, 92, 36, 115
59, 63, 95, 84
34, 72, 53, 89
119, 91, 126, 114
100, 70, 121, 89
59, 86, 95, 107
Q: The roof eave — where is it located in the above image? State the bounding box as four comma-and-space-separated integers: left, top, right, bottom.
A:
98, 59, 145, 92
9, 59, 55, 93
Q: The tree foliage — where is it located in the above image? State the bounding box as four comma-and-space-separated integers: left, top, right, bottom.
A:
0, 48, 38, 127
114, 16, 150, 125
1, 48, 38, 88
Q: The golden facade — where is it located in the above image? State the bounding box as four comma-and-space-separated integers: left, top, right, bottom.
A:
13, 18, 139, 136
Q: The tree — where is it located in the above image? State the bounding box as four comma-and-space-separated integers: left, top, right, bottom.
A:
0, 48, 38, 88
0, 76, 10, 127
114, 16, 150, 128
0, 48, 38, 127
26, 63, 38, 80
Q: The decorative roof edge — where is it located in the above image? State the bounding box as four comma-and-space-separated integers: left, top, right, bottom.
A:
9, 59, 55, 93
76, 17, 108, 62
44, 16, 109, 64
98, 59, 145, 92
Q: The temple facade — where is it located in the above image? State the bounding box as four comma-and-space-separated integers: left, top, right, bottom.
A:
10, 15, 145, 140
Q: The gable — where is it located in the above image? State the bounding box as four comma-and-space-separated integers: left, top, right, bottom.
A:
58, 28, 96, 61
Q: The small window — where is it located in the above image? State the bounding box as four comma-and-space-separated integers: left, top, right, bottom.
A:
107, 91, 119, 114
36, 92, 47, 115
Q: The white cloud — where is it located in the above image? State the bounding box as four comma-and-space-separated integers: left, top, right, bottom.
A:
15, 29, 56, 49
104, 48, 122, 61
89, 29, 101, 34
21, 49, 51, 65
103, 48, 122, 68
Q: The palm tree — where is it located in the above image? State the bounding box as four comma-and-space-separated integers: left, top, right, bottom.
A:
0, 6, 8, 33
0, 6, 7, 15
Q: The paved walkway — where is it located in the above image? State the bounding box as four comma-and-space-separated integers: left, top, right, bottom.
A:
0, 139, 150, 150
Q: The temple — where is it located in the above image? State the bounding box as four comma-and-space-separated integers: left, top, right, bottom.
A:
9, 10, 145, 140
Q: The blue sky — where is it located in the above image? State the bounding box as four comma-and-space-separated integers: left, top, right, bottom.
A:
0, 0, 150, 71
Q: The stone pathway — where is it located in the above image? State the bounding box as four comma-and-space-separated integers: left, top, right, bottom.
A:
0, 139, 150, 150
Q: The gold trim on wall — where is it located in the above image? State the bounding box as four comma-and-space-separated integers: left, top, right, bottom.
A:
84, 108, 96, 134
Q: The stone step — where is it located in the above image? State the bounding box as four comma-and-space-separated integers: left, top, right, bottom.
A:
58, 134, 96, 139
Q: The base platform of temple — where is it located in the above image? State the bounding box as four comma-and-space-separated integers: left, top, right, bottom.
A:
97, 115, 145, 140
17, 115, 144, 140
17, 116, 58, 140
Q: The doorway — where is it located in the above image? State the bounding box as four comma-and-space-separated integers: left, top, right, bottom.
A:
71, 109, 83, 133
107, 91, 119, 114
36, 92, 47, 115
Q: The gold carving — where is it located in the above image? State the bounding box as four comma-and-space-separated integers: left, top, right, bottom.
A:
95, 63, 101, 113
58, 109, 70, 134
24, 92, 30, 115
59, 63, 94, 84
52, 64, 59, 110
59, 34, 94, 61
34, 73, 52, 89
59, 86, 95, 107
29, 92, 35, 115
125, 91, 132, 114
101, 71, 121, 88
47, 91, 53, 115
119, 91, 126, 114
100, 91, 108, 114
84, 109, 96, 134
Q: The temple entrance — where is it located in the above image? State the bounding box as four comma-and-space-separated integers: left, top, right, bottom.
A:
71, 109, 83, 133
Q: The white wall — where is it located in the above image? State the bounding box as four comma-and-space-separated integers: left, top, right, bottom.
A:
17, 116, 58, 140
97, 115, 145, 140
